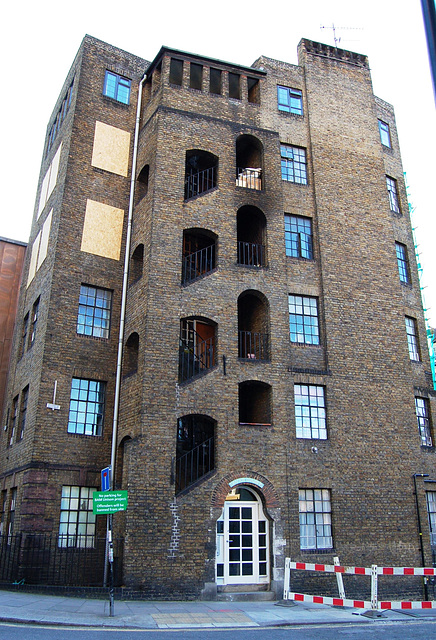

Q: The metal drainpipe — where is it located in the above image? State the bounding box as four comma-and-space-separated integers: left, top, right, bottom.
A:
110, 72, 147, 489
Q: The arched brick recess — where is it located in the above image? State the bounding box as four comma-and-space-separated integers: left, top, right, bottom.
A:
211, 471, 280, 509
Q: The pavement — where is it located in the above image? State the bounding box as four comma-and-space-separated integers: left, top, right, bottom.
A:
1, 589, 436, 629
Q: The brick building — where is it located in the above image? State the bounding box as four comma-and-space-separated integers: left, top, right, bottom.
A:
1, 35, 435, 600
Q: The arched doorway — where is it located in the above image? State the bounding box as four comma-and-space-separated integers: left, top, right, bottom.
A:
216, 486, 269, 586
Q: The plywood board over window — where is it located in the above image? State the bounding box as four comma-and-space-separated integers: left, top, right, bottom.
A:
37, 144, 62, 218
81, 199, 124, 261
27, 210, 53, 286
91, 121, 130, 177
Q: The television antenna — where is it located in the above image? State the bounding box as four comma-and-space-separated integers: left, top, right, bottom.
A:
320, 24, 363, 48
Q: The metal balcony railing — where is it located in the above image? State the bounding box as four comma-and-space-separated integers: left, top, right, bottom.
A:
237, 241, 265, 267
238, 330, 269, 361
184, 166, 217, 200
182, 244, 215, 284
236, 167, 262, 190
179, 336, 215, 382
176, 436, 215, 493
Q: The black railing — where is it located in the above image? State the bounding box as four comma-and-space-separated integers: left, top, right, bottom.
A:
182, 244, 215, 284
238, 330, 269, 361
179, 336, 215, 382
237, 241, 265, 267
236, 167, 262, 190
185, 166, 217, 200
0, 533, 123, 587
176, 436, 215, 493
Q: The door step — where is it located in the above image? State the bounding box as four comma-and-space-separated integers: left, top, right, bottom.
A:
216, 590, 276, 602
217, 585, 276, 601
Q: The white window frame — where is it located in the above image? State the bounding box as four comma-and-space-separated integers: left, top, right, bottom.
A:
58, 486, 97, 548
295, 384, 327, 439
299, 488, 333, 551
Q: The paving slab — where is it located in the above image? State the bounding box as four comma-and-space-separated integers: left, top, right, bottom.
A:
0, 589, 434, 629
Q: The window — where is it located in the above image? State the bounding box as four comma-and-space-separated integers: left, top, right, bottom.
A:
29, 297, 40, 347
229, 73, 240, 99
77, 285, 112, 339
277, 86, 303, 115
129, 244, 144, 285
9, 396, 18, 446
182, 229, 217, 284
210, 68, 222, 95
8, 489, 16, 540
378, 120, 391, 148
136, 164, 149, 201
247, 77, 260, 104
281, 145, 307, 184
289, 295, 320, 345
67, 378, 105, 436
299, 489, 333, 551
176, 415, 215, 493
18, 386, 29, 441
405, 316, 420, 361
0, 491, 6, 537
103, 71, 131, 104
285, 215, 313, 259
190, 63, 203, 90
21, 313, 29, 357
386, 176, 400, 213
124, 332, 139, 376
416, 397, 432, 447
295, 385, 327, 439
236, 134, 263, 190
179, 318, 216, 382
426, 492, 436, 547
38, 145, 62, 218
239, 381, 272, 425
46, 80, 74, 156
184, 150, 218, 200
27, 210, 52, 285
58, 486, 96, 548
395, 243, 410, 284
169, 58, 183, 86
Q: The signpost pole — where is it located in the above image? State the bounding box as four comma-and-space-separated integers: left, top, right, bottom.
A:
93, 486, 128, 618
109, 513, 114, 617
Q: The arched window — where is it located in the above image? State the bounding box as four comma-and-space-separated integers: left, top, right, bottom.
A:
239, 381, 272, 426
179, 317, 217, 382
176, 414, 215, 493
238, 290, 270, 361
184, 150, 218, 200
115, 436, 132, 489
237, 206, 267, 267
236, 135, 263, 190
136, 164, 149, 202
182, 228, 217, 284
129, 244, 144, 286
124, 332, 139, 376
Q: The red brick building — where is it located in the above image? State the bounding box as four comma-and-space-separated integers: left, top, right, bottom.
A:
1, 35, 435, 600
0, 238, 26, 427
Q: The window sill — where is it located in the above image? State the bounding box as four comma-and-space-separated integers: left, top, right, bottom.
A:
239, 422, 272, 427
102, 95, 130, 107
290, 341, 321, 348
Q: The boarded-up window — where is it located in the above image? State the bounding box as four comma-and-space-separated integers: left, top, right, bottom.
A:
81, 200, 124, 261
37, 144, 62, 218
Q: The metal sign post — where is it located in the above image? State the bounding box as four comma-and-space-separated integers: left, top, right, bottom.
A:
94, 486, 128, 617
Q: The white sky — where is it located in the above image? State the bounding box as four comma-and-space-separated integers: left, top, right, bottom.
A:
1, 0, 435, 329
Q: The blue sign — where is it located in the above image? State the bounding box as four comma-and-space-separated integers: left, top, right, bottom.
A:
101, 467, 111, 492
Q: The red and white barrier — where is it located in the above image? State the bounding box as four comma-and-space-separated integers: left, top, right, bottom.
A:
284, 557, 436, 612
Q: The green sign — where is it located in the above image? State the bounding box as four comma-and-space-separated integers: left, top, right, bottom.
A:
93, 490, 128, 515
